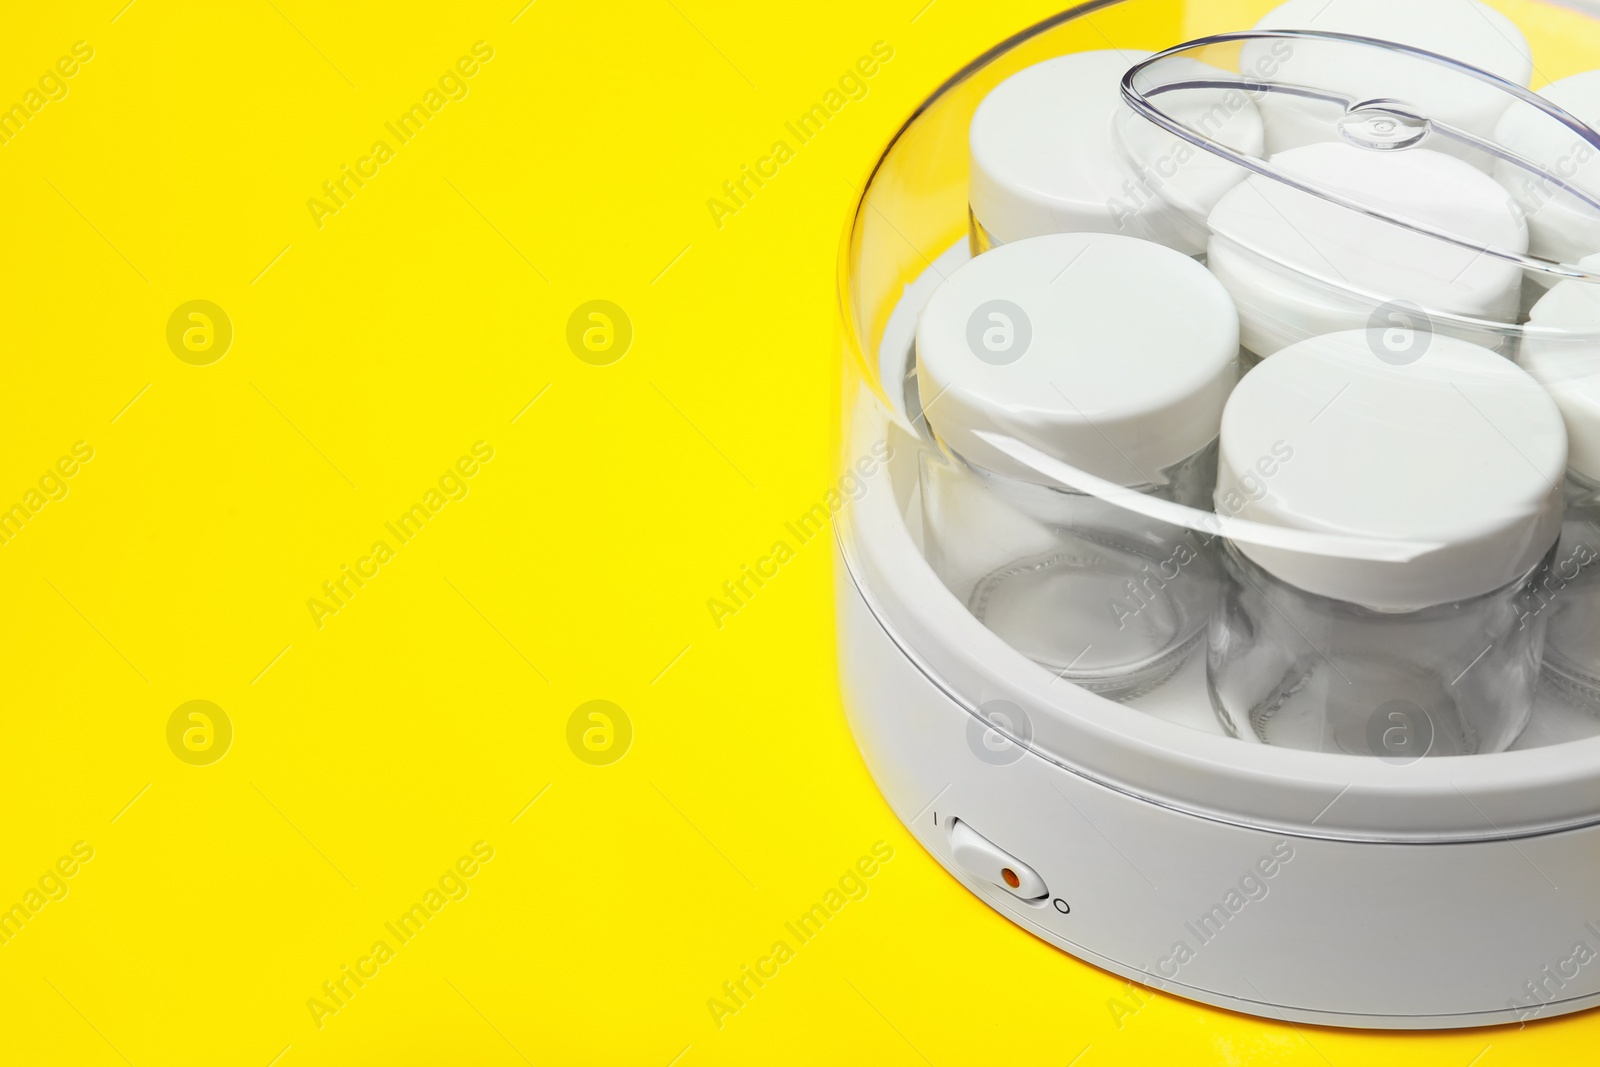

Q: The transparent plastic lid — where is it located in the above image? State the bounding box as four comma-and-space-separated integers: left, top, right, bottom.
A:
837, 1, 1600, 829
1116, 30, 1600, 411
1033, 29, 1600, 571
1120, 30, 1600, 287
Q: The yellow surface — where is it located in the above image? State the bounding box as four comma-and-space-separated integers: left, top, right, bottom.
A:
1, 0, 1597, 1063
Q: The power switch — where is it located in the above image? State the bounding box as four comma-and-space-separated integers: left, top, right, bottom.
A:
948, 820, 1048, 900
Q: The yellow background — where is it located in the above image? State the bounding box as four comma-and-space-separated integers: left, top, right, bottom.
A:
0, 0, 1596, 1063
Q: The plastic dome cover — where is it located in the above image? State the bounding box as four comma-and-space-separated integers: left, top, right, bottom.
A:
836, 7, 1600, 830
951, 26, 1600, 557
1119, 32, 1600, 352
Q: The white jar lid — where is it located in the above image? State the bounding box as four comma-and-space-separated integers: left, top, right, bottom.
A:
1220, 330, 1565, 611
916, 232, 1239, 487
968, 51, 1263, 253
1522, 252, 1600, 480
1207, 142, 1527, 357
1243, 0, 1532, 163
1495, 69, 1600, 280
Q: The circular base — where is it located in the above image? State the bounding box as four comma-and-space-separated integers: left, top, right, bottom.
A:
839, 548, 1600, 1029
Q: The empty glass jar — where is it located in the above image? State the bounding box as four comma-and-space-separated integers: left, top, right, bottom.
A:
1208, 330, 1566, 756
1205, 141, 1527, 359
915, 231, 1239, 699
1520, 263, 1600, 710
1537, 473, 1600, 708
1496, 72, 1600, 287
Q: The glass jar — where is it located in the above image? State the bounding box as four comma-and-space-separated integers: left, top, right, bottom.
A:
1520, 261, 1600, 709
1213, 543, 1554, 755
921, 442, 1221, 700
1208, 330, 1567, 755
914, 231, 1239, 700
967, 50, 1263, 256
1496, 72, 1600, 291
1205, 141, 1527, 359
1536, 473, 1600, 707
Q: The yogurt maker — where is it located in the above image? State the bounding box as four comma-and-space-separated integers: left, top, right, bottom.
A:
835, 0, 1600, 1028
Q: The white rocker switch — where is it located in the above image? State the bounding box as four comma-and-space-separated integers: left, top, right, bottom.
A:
949, 819, 1048, 900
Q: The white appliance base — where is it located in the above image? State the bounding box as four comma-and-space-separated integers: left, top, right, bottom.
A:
839, 548, 1600, 1030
